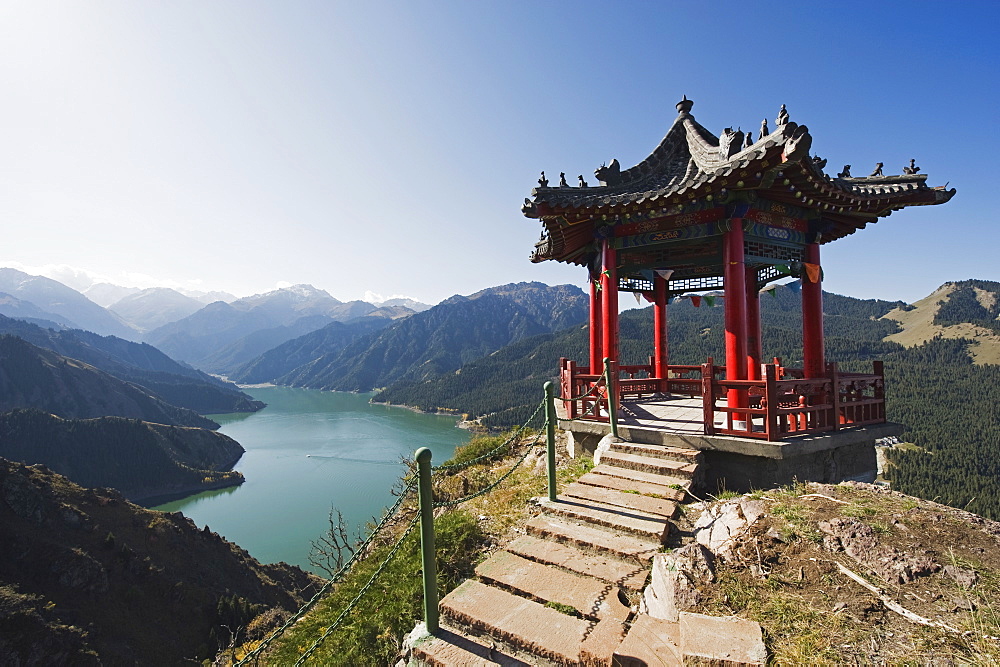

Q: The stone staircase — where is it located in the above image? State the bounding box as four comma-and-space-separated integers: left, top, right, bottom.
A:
408, 441, 705, 666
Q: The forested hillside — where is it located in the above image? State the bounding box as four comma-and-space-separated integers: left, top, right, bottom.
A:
0, 457, 319, 663
0, 335, 218, 429
0, 315, 263, 414
0, 409, 244, 501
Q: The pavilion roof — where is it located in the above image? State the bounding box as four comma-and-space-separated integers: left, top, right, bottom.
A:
523, 98, 954, 264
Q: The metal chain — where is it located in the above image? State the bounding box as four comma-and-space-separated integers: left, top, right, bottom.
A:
295, 515, 420, 665
432, 432, 543, 508
236, 477, 418, 665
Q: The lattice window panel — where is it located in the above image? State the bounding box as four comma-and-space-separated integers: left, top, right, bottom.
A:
619, 276, 654, 293
744, 239, 802, 263
668, 275, 724, 293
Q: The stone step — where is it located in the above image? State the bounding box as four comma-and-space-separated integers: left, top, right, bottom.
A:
610, 442, 703, 465
577, 470, 686, 501
410, 624, 532, 666
505, 535, 649, 593
525, 514, 661, 565
591, 463, 693, 491
598, 452, 698, 480
475, 550, 629, 621
439, 580, 610, 666
613, 614, 682, 667
561, 482, 678, 519
679, 612, 767, 666
538, 497, 670, 543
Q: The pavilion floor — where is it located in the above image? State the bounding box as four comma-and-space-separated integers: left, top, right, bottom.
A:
617, 395, 721, 436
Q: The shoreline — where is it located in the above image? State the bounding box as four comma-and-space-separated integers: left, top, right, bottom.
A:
138, 476, 245, 508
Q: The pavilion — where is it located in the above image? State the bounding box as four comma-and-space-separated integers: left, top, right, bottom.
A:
522, 97, 954, 488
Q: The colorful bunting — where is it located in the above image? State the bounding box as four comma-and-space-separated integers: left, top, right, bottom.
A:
704, 295, 716, 308
655, 269, 675, 281
691, 295, 702, 307
634, 292, 642, 305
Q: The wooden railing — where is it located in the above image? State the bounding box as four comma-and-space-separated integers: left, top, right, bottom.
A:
559, 356, 886, 442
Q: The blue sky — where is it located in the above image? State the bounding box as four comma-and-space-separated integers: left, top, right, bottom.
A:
1, 1, 996, 304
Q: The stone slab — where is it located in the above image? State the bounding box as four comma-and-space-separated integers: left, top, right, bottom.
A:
410, 624, 531, 666
589, 464, 691, 491
599, 452, 698, 478
611, 442, 703, 464
561, 482, 678, 519
505, 535, 650, 592
525, 515, 661, 565
540, 497, 670, 543
475, 550, 629, 621
439, 580, 589, 665
577, 470, 686, 501
679, 612, 766, 666
613, 614, 682, 667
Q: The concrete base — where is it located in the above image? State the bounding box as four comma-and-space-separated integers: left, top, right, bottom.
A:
560, 418, 903, 493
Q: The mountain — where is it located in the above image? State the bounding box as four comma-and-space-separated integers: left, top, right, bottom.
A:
0, 291, 77, 329
272, 282, 588, 391
0, 315, 263, 414
0, 457, 320, 663
145, 284, 417, 372
882, 279, 1000, 364
0, 268, 138, 340
83, 282, 141, 308
0, 409, 243, 501
230, 316, 400, 384
0, 335, 218, 429
381, 296, 431, 312
108, 287, 204, 333
146, 284, 349, 367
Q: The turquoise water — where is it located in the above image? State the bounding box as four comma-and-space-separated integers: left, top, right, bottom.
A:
153, 386, 469, 572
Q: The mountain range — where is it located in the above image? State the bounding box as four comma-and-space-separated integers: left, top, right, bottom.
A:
0, 314, 263, 415
231, 282, 589, 390
0, 335, 219, 429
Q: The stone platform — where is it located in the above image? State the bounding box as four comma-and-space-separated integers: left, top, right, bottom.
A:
562, 396, 903, 493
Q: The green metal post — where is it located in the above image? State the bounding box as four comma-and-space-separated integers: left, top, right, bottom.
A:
604, 357, 619, 438
414, 447, 438, 634
544, 381, 557, 502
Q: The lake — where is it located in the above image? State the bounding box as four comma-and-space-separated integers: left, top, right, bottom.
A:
153, 386, 469, 572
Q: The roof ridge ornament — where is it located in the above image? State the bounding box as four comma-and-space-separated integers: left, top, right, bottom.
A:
777, 104, 789, 126
676, 95, 694, 114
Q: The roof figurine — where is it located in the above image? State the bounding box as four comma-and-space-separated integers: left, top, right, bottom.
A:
759, 118, 769, 139
838, 164, 852, 178
777, 104, 789, 126
538, 171, 548, 188
594, 159, 622, 186
869, 162, 884, 177
559, 172, 568, 188
743, 131, 753, 150
578, 175, 588, 188
812, 156, 827, 169
903, 159, 921, 175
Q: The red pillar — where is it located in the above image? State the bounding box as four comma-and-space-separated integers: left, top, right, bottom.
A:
723, 223, 748, 425
653, 273, 668, 380
600, 239, 619, 364
745, 266, 762, 382
802, 243, 825, 378
589, 274, 602, 373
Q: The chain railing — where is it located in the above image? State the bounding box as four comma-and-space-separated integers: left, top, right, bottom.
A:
246, 390, 550, 664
